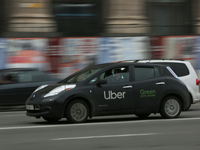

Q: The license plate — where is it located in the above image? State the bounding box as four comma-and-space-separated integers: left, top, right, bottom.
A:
26, 105, 34, 110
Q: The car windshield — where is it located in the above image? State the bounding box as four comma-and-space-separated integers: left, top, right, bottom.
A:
59, 66, 104, 84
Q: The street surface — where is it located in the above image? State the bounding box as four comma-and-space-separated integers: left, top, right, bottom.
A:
0, 104, 200, 150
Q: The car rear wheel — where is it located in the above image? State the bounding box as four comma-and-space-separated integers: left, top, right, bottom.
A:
66, 100, 89, 123
42, 117, 61, 123
160, 96, 182, 118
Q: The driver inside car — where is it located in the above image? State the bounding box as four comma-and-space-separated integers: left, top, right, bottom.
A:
112, 68, 125, 83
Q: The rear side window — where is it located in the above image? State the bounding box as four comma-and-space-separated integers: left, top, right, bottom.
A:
152, 62, 189, 77
173, 63, 189, 77
134, 67, 160, 81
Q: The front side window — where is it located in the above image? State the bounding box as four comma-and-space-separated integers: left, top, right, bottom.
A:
99, 66, 129, 84
21, 71, 53, 82
135, 67, 160, 81
0, 72, 16, 84
0, 71, 27, 84
60, 66, 104, 84
18, 72, 32, 83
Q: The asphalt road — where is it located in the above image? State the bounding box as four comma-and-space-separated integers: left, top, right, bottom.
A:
0, 104, 200, 150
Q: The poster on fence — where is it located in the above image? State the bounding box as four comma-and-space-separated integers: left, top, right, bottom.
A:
0, 38, 6, 69
149, 36, 165, 59
194, 36, 200, 77
47, 38, 61, 74
5, 38, 50, 71
150, 36, 197, 63
163, 36, 197, 60
96, 37, 150, 64
96, 37, 119, 64
59, 37, 98, 78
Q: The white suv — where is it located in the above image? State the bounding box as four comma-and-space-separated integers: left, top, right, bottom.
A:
136, 59, 200, 110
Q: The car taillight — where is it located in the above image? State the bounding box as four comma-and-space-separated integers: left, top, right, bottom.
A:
196, 79, 199, 85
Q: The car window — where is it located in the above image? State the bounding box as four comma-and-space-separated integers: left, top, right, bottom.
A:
135, 67, 160, 81
61, 67, 102, 84
173, 63, 189, 77
16, 71, 52, 83
0, 71, 23, 84
0, 70, 53, 84
98, 66, 129, 84
0, 73, 15, 84
18, 72, 33, 83
152, 62, 189, 77
27, 71, 52, 82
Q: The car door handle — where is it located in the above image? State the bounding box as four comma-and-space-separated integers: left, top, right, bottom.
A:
156, 82, 165, 85
123, 85, 132, 89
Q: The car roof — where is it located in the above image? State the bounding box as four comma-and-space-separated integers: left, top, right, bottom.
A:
86, 61, 167, 69
132, 59, 186, 63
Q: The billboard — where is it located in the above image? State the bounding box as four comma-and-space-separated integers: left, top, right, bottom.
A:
0, 38, 6, 69
59, 37, 98, 78
150, 36, 198, 64
5, 38, 50, 71
96, 37, 150, 64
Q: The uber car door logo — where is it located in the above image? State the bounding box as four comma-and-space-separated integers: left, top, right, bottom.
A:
104, 91, 126, 100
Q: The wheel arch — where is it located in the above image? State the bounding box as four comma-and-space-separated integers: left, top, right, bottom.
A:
64, 96, 93, 118
186, 85, 194, 104
159, 93, 184, 111
189, 92, 193, 104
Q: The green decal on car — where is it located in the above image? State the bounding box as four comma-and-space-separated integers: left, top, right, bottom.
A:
140, 89, 156, 98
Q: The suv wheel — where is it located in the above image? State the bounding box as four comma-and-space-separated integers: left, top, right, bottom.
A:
66, 100, 89, 123
160, 96, 182, 118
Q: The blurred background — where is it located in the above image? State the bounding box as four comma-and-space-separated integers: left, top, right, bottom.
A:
1, 0, 200, 79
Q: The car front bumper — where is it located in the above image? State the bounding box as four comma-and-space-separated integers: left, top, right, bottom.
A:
26, 96, 65, 118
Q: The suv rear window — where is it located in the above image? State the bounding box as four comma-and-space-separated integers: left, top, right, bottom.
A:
153, 63, 189, 77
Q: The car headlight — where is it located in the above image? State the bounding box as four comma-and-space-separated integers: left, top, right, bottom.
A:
44, 84, 76, 98
33, 85, 48, 93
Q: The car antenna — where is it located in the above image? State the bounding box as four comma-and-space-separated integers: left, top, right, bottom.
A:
149, 55, 154, 63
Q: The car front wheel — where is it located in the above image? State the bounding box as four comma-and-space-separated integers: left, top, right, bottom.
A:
160, 96, 182, 119
66, 100, 89, 123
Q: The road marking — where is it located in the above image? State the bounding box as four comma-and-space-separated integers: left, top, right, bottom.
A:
51, 133, 157, 141
1, 117, 200, 131
0, 114, 26, 117
0, 111, 25, 114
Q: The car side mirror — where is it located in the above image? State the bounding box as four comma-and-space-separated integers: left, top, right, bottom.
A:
96, 79, 107, 86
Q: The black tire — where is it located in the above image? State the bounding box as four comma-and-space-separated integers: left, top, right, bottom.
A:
135, 113, 150, 119
160, 96, 182, 119
66, 100, 89, 123
42, 117, 60, 123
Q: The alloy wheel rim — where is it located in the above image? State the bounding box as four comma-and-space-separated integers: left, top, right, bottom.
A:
164, 99, 180, 117
70, 103, 87, 121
